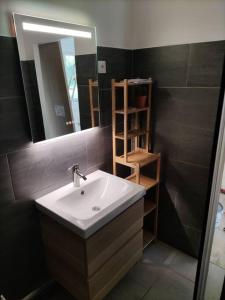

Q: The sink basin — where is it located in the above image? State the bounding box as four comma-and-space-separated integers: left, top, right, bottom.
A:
35, 170, 145, 238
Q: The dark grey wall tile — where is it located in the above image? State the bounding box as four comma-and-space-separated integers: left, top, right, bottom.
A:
153, 120, 180, 161
165, 160, 209, 199
158, 159, 210, 256
97, 47, 133, 89
0, 201, 47, 299
153, 87, 220, 130
20, 60, 39, 88
24, 86, 45, 142
76, 54, 97, 85
78, 85, 92, 130
188, 41, 225, 87
134, 44, 189, 87
0, 96, 31, 154
158, 184, 197, 256
99, 89, 112, 127
8, 132, 88, 200
153, 121, 214, 168
184, 226, 201, 257
0, 37, 24, 97
20, 60, 45, 142
176, 190, 205, 231
0, 155, 14, 208
177, 125, 214, 167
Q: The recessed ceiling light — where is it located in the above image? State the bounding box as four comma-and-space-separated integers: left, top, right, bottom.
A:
22, 22, 92, 38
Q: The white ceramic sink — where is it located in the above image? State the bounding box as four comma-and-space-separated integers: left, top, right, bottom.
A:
35, 170, 145, 238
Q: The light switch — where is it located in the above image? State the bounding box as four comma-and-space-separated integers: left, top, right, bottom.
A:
98, 60, 106, 73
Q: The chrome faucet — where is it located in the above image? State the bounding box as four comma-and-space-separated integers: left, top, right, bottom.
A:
68, 164, 87, 187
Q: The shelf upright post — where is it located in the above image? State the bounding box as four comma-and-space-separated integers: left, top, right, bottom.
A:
89, 79, 98, 127
146, 80, 152, 152
124, 80, 128, 162
112, 79, 117, 175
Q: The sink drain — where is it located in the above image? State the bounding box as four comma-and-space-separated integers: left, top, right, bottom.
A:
92, 206, 101, 212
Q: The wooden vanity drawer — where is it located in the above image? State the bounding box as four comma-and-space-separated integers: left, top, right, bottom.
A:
88, 230, 143, 300
86, 198, 144, 276
40, 198, 144, 300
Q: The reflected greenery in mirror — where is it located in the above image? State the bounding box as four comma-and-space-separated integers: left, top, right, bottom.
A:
13, 14, 99, 142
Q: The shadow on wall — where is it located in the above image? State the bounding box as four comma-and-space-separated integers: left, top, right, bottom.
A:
0, 200, 48, 299
158, 184, 199, 257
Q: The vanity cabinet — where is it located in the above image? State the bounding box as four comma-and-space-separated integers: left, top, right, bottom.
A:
39, 198, 144, 300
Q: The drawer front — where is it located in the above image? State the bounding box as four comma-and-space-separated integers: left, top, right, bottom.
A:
89, 230, 143, 300
86, 198, 144, 276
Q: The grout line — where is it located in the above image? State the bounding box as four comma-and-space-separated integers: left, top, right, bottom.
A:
209, 261, 225, 271
157, 86, 220, 89
0, 95, 24, 100
167, 266, 197, 284
169, 158, 210, 169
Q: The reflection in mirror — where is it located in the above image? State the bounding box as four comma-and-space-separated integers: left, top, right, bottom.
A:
13, 14, 99, 142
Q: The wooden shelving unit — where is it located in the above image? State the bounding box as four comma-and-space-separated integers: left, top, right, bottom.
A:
88, 79, 99, 127
112, 78, 161, 248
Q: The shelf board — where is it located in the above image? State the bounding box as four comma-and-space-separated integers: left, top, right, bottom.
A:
113, 79, 152, 87
143, 229, 156, 249
126, 174, 158, 190
144, 200, 156, 216
90, 81, 98, 87
93, 107, 100, 112
116, 149, 160, 167
114, 107, 149, 114
115, 129, 147, 140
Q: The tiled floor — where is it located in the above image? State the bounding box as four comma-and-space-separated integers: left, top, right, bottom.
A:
210, 193, 225, 269
36, 241, 198, 300
204, 193, 225, 300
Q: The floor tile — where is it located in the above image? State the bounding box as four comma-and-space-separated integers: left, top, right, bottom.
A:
33, 282, 74, 300
210, 194, 225, 269
143, 269, 194, 300
127, 260, 167, 289
205, 263, 225, 300
142, 241, 174, 264
164, 248, 197, 282
104, 275, 148, 300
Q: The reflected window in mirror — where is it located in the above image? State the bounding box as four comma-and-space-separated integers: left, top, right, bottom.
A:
13, 14, 99, 142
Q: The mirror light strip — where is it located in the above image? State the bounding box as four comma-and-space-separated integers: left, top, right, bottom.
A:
22, 22, 92, 38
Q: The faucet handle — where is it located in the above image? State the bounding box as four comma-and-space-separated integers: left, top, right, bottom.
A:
68, 164, 79, 172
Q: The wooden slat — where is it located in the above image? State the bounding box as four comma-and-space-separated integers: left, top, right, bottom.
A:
112, 79, 116, 175
124, 79, 128, 161
115, 129, 147, 140
115, 150, 160, 168
113, 79, 152, 87
126, 174, 158, 190
114, 107, 149, 114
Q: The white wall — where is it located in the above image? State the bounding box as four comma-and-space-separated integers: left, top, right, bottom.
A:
14, 14, 97, 60
0, 0, 225, 49
132, 0, 225, 49
0, 0, 133, 49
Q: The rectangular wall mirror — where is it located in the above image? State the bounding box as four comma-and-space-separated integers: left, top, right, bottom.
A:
13, 14, 99, 142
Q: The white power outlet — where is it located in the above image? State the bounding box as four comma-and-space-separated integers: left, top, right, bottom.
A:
98, 60, 106, 74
